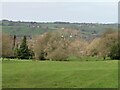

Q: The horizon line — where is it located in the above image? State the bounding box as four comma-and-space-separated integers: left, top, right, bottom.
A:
1, 19, 118, 24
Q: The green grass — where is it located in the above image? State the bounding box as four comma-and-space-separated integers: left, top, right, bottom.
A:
67, 56, 105, 61
2, 59, 118, 88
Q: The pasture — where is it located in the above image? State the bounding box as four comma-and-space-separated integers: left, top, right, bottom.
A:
2, 59, 118, 88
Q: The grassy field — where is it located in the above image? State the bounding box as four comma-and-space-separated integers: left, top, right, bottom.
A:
2, 59, 118, 88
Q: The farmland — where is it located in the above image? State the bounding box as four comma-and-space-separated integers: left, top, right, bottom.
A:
1, 20, 117, 39
2, 59, 118, 88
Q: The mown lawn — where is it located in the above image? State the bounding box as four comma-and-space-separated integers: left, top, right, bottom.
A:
2, 59, 118, 88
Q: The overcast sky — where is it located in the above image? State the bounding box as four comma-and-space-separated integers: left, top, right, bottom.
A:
1, 2, 118, 23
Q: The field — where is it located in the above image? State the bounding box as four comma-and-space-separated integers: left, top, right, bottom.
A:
1, 20, 117, 37
2, 59, 118, 88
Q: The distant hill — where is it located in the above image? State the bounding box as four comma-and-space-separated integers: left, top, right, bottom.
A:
1, 20, 118, 40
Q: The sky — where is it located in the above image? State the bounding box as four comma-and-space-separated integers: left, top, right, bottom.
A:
1, 0, 120, 2
1, 1, 118, 23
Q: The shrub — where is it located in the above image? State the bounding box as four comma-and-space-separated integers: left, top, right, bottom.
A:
47, 48, 68, 61
109, 42, 120, 60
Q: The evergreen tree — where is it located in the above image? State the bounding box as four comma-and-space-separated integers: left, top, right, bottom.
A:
16, 36, 34, 59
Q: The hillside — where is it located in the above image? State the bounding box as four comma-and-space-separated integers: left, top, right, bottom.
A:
1, 20, 117, 40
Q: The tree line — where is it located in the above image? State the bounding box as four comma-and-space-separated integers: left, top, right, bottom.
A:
1, 29, 120, 60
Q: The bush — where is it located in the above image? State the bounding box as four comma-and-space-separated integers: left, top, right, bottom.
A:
47, 48, 68, 61
109, 42, 120, 60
